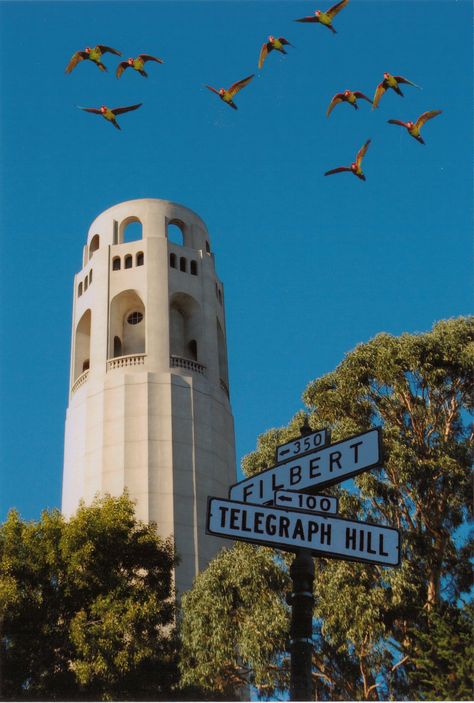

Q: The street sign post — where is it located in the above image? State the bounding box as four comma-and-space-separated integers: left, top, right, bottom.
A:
274, 490, 338, 515
276, 428, 330, 463
207, 496, 400, 567
206, 425, 400, 701
229, 428, 382, 505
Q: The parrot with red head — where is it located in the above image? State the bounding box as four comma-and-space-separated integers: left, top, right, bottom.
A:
116, 54, 164, 78
326, 89, 372, 117
77, 103, 142, 130
387, 110, 442, 144
258, 36, 292, 68
205, 74, 254, 110
372, 72, 420, 109
294, 0, 349, 33
65, 45, 121, 73
324, 139, 371, 181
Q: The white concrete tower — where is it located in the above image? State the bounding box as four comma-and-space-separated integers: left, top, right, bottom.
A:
62, 198, 236, 594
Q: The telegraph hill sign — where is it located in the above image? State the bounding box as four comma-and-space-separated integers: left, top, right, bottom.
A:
207, 497, 400, 566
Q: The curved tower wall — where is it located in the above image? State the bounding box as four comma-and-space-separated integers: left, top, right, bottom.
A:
62, 198, 236, 593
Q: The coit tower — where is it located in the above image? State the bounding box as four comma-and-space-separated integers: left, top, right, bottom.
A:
62, 198, 236, 594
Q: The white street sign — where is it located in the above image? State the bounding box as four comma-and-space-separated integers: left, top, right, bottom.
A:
207, 497, 400, 566
276, 429, 330, 463
274, 490, 338, 515
229, 428, 381, 505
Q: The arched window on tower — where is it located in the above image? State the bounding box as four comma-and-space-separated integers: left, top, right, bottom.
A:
120, 218, 143, 243
205, 241, 210, 254
180, 257, 186, 272
78, 282, 83, 297
170, 253, 177, 269
74, 309, 91, 381
89, 234, 100, 259
109, 290, 145, 358
124, 255, 132, 269
169, 294, 201, 363
84, 277, 88, 291
112, 257, 121, 271
190, 260, 198, 276
167, 221, 185, 246
136, 252, 144, 266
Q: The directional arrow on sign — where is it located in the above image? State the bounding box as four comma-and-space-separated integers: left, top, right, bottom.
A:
274, 490, 339, 515
276, 428, 330, 463
207, 496, 400, 567
229, 428, 382, 505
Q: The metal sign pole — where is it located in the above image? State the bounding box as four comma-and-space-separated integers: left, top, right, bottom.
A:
289, 550, 315, 701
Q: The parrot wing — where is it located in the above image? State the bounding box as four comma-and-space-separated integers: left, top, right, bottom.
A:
327, 0, 349, 19
139, 54, 164, 64
96, 45, 122, 56
294, 15, 318, 22
116, 62, 129, 78
394, 75, 420, 89
326, 94, 344, 117
205, 85, 220, 96
77, 106, 101, 114
324, 166, 351, 176
228, 74, 254, 96
111, 103, 143, 115
372, 81, 387, 109
355, 138, 371, 167
415, 109, 442, 129
387, 119, 407, 127
353, 91, 372, 103
65, 51, 88, 73
258, 42, 270, 69
278, 37, 292, 45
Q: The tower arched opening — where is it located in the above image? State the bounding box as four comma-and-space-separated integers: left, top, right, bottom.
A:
167, 220, 185, 246
119, 217, 143, 243
89, 234, 100, 259
169, 293, 201, 361
74, 309, 91, 381
109, 290, 145, 358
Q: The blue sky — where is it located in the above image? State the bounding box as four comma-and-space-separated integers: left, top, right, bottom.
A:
0, 0, 472, 521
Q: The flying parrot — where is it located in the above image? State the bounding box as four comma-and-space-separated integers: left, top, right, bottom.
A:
326, 89, 372, 117
258, 36, 292, 69
294, 0, 349, 33
205, 74, 254, 110
65, 45, 122, 73
387, 110, 442, 144
77, 103, 143, 130
324, 138, 371, 181
372, 72, 421, 109
116, 54, 164, 78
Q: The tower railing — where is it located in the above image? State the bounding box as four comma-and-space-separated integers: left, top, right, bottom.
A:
170, 355, 206, 375
107, 354, 146, 371
71, 369, 89, 394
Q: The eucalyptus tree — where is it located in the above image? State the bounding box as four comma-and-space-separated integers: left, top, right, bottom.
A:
180, 317, 473, 700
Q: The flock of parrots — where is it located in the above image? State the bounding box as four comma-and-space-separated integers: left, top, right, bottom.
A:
66, 0, 442, 182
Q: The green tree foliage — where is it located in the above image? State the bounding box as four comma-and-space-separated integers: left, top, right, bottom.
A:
407, 600, 474, 700
180, 317, 473, 700
180, 542, 291, 698
0, 494, 182, 701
